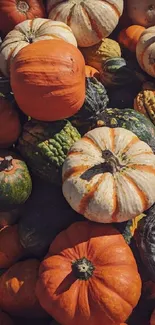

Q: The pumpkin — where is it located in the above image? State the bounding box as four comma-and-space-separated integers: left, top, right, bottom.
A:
0, 94, 21, 148
0, 18, 77, 78
127, 0, 155, 27
0, 224, 24, 268
47, 0, 123, 47
0, 259, 47, 317
85, 65, 100, 80
18, 176, 84, 258
150, 310, 155, 325
94, 108, 155, 146
62, 127, 155, 223
136, 27, 155, 77
10, 39, 85, 121
0, 311, 13, 325
118, 25, 146, 52
36, 221, 141, 325
18, 119, 80, 185
69, 77, 109, 135
134, 90, 155, 125
0, 150, 32, 210
80, 38, 121, 72
0, 0, 45, 37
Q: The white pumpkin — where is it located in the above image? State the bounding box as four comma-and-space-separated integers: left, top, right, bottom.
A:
0, 18, 77, 77
47, 0, 123, 47
62, 127, 155, 223
136, 27, 155, 77
127, 0, 155, 27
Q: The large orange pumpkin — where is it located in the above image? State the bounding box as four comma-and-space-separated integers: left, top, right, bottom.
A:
10, 39, 86, 121
0, 95, 21, 148
0, 259, 47, 318
0, 310, 13, 325
0, 0, 45, 37
118, 25, 146, 52
36, 221, 142, 325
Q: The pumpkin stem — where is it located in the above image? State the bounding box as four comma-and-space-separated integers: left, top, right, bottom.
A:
102, 149, 125, 173
0, 156, 14, 172
72, 257, 95, 280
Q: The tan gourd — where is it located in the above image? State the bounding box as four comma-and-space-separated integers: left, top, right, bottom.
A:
136, 27, 155, 77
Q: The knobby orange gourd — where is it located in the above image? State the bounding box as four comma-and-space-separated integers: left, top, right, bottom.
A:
118, 25, 146, 52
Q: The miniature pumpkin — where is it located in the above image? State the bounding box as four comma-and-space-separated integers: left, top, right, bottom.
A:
62, 127, 155, 223
85, 66, 100, 80
0, 0, 45, 37
0, 18, 77, 77
36, 221, 141, 325
136, 27, 155, 77
0, 94, 21, 148
47, 0, 123, 47
0, 150, 32, 210
11, 39, 85, 121
0, 259, 47, 317
18, 119, 80, 185
80, 38, 121, 71
134, 90, 155, 125
118, 25, 146, 52
127, 0, 155, 27
0, 311, 13, 325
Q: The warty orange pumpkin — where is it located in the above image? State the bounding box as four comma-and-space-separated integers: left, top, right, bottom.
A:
118, 25, 146, 52
0, 0, 45, 37
62, 127, 155, 223
10, 39, 86, 121
36, 221, 142, 325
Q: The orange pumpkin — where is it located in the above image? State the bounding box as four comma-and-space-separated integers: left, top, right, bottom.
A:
0, 259, 47, 318
10, 39, 86, 121
118, 25, 146, 52
85, 65, 100, 80
0, 0, 45, 37
36, 221, 142, 325
0, 310, 13, 325
0, 95, 21, 148
0, 224, 24, 268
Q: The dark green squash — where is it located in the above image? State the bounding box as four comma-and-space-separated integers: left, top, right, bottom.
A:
107, 84, 141, 109
18, 119, 80, 185
69, 77, 109, 134
115, 214, 145, 245
0, 150, 32, 210
18, 176, 84, 258
94, 108, 155, 145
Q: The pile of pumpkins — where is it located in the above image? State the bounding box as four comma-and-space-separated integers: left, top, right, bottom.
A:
1, 0, 155, 325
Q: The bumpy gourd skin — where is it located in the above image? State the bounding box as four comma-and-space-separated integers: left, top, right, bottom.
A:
134, 90, 155, 125
18, 120, 80, 184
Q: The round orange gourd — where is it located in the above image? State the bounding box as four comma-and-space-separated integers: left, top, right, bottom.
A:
0, 311, 13, 325
85, 65, 100, 80
118, 25, 146, 52
10, 39, 86, 121
36, 221, 142, 325
0, 224, 24, 268
0, 0, 45, 37
0, 259, 46, 318
0, 95, 21, 148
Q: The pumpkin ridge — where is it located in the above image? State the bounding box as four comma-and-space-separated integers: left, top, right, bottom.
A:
127, 164, 155, 173
63, 165, 91, 183
67, 4, 76, 26
82, 136, 102, 153
138, 36, 155, 70
121, 136, 139, 155
80, 4, 103, 40
99, 0, 122, 17
47, 0, 64, 13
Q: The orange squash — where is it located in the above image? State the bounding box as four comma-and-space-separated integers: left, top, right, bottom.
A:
10, 39, 86, 121
36, 221, 142, 325
85, 65, 100, 80
118, 25, 146, 52
0, 0, 45, 37
0, 95, 21, 148
0, 311, 13, 325
0, 259, 47, 318
0, 224, 24, 268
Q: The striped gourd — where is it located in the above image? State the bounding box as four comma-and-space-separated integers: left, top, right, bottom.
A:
136, 27, 155, 77
62, 127, 155, 223
0, 18, 77, 77
47, 0, 124, 47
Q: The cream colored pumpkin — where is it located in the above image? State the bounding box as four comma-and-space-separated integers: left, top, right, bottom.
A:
47, 0, 124, 47
136, 27, 155, 77
0, 18, 77, 77
62, 127, 155, 223
127, 0, 155, 27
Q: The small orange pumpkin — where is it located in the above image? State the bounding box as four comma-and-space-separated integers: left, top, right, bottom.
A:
0, 310, 13, 324
85, 65, 100, 80
118, 25, 146, 52
11, 39, 86, 121
0, 95, 21, 148
0, 224, 24, 268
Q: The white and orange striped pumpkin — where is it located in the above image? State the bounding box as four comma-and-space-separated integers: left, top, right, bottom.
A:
47, 0, 124, 47
62, 127, 155, 223
0, 18, 77, 77
136, 27, 155, 77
